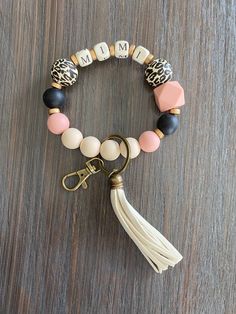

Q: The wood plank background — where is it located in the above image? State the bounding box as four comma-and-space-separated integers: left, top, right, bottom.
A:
0, 0, 235, 313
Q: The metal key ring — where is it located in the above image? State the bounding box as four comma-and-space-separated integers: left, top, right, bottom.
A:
99, 134, 131, 177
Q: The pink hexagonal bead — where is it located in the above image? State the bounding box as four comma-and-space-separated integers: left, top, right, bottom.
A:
47, 113, 70, 135
154, 81, 185, 112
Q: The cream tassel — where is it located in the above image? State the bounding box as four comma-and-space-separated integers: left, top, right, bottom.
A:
110, 174, 183, 273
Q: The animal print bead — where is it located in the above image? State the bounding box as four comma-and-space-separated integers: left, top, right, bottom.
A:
145, 58, 172, 87
51, 58, 78, 87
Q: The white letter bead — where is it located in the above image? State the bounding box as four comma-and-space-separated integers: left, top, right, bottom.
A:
80, 136, 101, 158
93, 42, 110, 61
75, 49, 93, 67
61, 128, 83, 149
120, 137, 141, 159
132, 46, 150, 64
100, 140, 120, 161
115, 40, 129, 58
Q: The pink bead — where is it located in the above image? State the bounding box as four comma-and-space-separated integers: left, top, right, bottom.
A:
47, 113, 70, 135
139, 131, 160, 153
154, 81, 185, 112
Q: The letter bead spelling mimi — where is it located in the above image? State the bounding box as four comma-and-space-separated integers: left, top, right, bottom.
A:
43, 40, 185, 273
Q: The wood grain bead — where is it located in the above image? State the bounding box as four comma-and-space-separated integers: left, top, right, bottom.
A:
144, 54, 155, 65
132, 46, 150, 64
120, 137, 141, 159
80, 136, 101, 158
90, 49, 97, 61
51, 82, 62, 89
115, 40, 129, 58
154, 128, 165, 139
93, 42, 110, 61
75, 49, 93, 67
48, 108, 60, 115
128, 44, 136, 56
70, 54, 79, 66
61, 128, 83, 149
169, 108, 181, 115
109, 45, 115, 57
100, 140, 120, 161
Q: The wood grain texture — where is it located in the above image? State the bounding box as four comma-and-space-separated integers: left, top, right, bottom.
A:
0, 0, 235, 313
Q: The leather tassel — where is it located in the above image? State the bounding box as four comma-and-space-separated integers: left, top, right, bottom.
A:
110, 174, 183, 273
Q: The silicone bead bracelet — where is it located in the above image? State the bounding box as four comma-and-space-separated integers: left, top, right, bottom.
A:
43, 41, 185, 160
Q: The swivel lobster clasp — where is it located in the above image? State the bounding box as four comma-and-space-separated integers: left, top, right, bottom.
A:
62, 158, 104, 191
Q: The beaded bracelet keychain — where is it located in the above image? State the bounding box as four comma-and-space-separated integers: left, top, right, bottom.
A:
43, 41, 185, 273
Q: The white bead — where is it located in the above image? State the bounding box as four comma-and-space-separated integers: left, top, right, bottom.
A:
75, 49, 93, 67
61, 128, 83, 149
115, 40, 129, 58
100, 140, 120, 161
93, 42, 110, 61
80, 136, 100, 157
120, 137, 141, 159
132, 46, 150, 64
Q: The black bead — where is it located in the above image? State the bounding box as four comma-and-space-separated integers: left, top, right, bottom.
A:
43, 88, 65, 109
157, 113, 179, 135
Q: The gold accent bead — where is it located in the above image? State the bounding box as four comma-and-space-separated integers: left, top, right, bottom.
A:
70, 54, 79, 66
154, 128, 165, 139
129, 44, 136, 56
48, 108, 60, 115
109, 45, 115, 57
51, 82, 62, 89
169, 108, 181, 115
144, 54, 154, 65
90, 49, 97, 61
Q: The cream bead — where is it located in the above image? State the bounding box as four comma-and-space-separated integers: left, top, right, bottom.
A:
61, 128, 83, 149
80, 136, 101, 158
93, 42, 110, 61
75, 49, 93, 67
100, 140, 120, 161
115, 40, 129, 58
132, 46, 150, 64
120, 137, 141, 159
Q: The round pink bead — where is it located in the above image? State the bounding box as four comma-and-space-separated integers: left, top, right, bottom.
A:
139, 131, 160, 153
47, 113, 70, 135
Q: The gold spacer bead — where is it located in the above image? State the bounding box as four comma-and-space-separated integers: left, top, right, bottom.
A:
51, 82, 62, 89
128, 44, 136, 56
144, 54, 155, 65
109, 45, 115, 57
169, 108, 181, 115
154, 128, 165, 139
48, 108, 60, 115
70, 54, 79, 66
90, 49, 97, 61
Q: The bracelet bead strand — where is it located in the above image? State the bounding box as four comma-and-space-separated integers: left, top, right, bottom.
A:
43, 40, 185, 160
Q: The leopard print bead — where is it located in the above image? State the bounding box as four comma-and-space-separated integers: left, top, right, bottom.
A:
145, 58, 172, 87
51, 58, 78, 87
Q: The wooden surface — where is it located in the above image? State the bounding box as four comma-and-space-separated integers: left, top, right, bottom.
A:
0, 1, 235, 313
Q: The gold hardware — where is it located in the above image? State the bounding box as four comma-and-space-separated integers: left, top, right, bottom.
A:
62, 157, 104, 191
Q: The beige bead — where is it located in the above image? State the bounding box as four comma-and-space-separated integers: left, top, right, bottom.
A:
129, 44, 136, 56
109, 45, 115, 56
70, 54, 79, 66
51, 82, 62, 89
100, 140, 120, 161
144, 54, 154, 65
169, 108, 181, 115
80, 136, 101, 158
120, 137, 141, 159
75, 49, 93, 67
90, 49, 97, 61
93, 42, 110, 61
61, 128, 83, 149
132, 46, 150, 64
48, 108, 60, 115
115, 40, 129, 58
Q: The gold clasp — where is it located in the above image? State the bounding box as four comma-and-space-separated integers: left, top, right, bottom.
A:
62, 157, 104, 191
